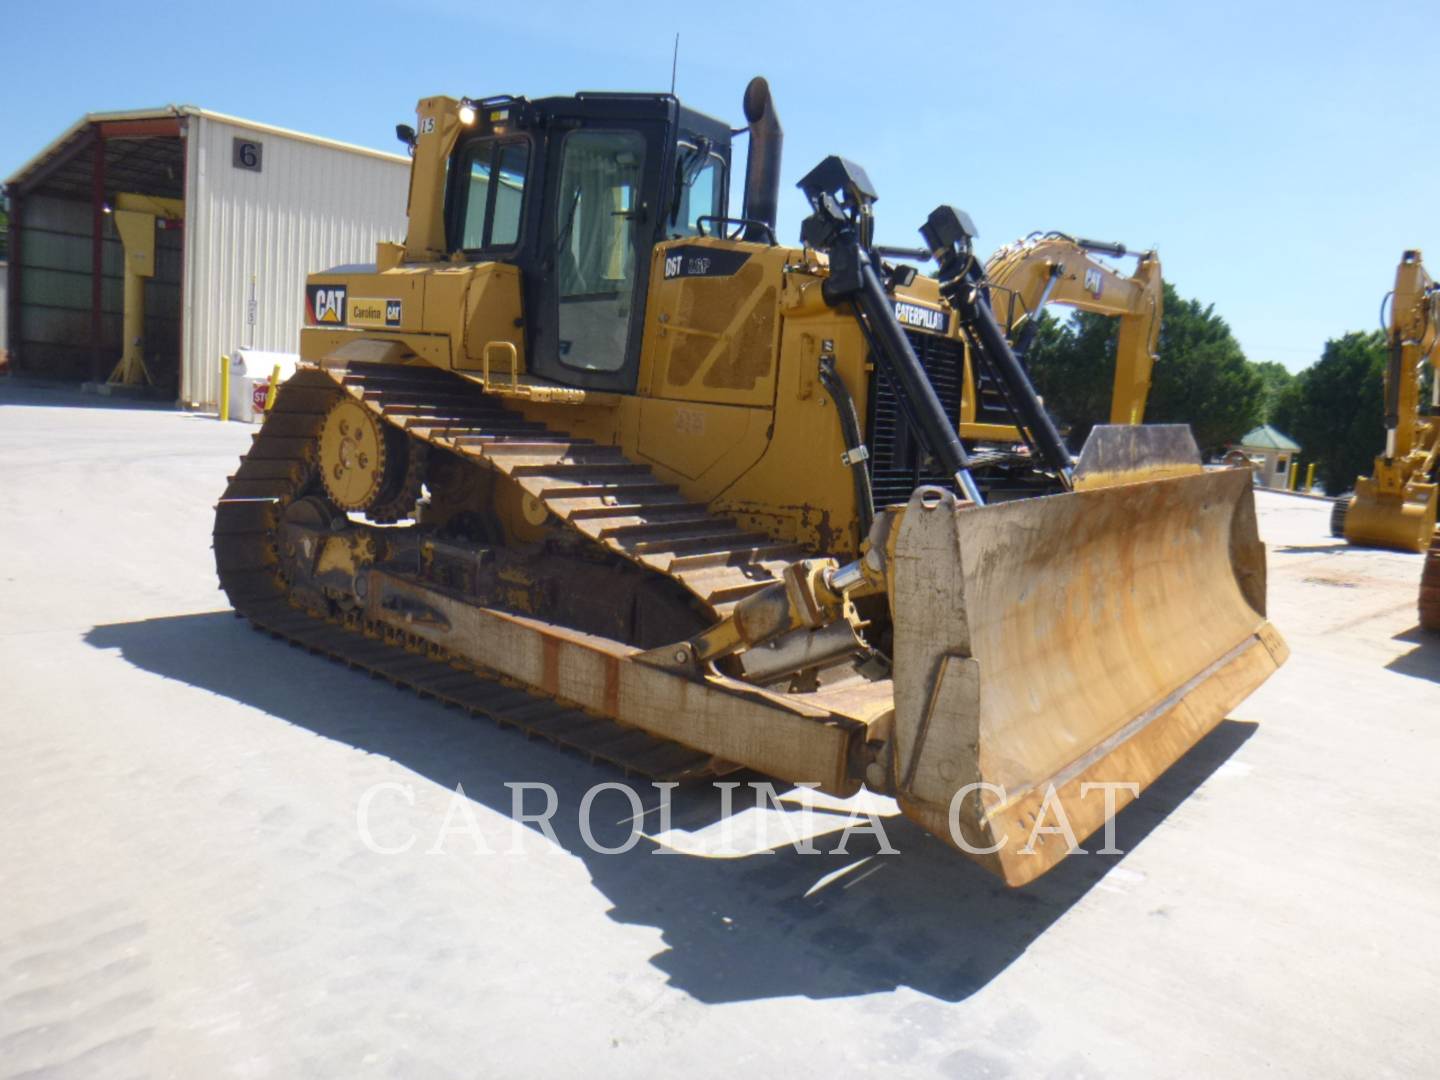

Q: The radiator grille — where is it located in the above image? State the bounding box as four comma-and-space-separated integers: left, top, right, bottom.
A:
866, 331, 969, 507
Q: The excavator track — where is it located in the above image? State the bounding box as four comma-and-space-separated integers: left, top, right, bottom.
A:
213, 364, 740, 781
1329, 496, 1350, 539
1419, 530, 1440, 632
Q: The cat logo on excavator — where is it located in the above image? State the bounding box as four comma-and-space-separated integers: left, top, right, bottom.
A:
213, 77, 1286, 886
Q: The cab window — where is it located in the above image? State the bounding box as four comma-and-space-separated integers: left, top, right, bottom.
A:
670, 142, 725, 237
554, 129, 647, 374
457, 137, 529, 251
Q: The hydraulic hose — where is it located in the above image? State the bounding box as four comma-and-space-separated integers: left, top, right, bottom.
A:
817, 355, 875, 536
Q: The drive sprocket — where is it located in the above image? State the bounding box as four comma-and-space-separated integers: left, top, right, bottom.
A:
319, 397, 389, 511
318, 396, 423, 520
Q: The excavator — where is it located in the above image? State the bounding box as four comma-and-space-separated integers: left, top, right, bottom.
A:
983, 232, 1162, 429
213, 78, 1286, 886
1332, 250, 1440, 552
868, 232, 1162, 480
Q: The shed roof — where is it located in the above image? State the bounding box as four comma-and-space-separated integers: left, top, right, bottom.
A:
5, 106, 408, 197
1240, 424, 1301, 452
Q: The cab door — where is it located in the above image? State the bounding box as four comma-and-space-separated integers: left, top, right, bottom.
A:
529, 121, 668, 393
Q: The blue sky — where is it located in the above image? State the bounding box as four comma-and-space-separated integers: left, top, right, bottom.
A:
6, 0, 1433, 372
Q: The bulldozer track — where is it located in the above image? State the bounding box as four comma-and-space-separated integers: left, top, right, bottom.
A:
213, 363, 748, 781
328, 360, 806, 616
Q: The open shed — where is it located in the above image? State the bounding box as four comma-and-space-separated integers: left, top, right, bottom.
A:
4, 107, 410, 407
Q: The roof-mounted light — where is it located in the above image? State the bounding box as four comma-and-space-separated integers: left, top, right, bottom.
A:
457, 100, 478, 126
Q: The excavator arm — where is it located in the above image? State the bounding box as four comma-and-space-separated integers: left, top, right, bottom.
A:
984, 232, 1163, 424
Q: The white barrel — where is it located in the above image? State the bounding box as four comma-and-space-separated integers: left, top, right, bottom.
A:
228, 349, 300, 422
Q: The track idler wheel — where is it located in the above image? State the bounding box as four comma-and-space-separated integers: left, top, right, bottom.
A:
318, 397, 423, 522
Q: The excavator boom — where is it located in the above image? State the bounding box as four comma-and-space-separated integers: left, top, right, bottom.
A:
983, 231, 1163, 430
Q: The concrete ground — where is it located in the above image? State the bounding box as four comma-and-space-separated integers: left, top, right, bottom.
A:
1, 380, 1436, 1079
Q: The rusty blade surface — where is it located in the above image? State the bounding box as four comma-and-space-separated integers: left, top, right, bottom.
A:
888, 469, 1287, 885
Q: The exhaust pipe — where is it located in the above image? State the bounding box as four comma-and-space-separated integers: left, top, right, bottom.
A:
741, 77, 783, 242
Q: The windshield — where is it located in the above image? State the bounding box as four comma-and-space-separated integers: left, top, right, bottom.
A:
456, 137, 530, 250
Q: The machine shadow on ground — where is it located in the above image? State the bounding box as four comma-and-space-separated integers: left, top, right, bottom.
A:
1386, 626, 1440, 683
1272, 543, 1354, 556
86, 611, 1256, 1005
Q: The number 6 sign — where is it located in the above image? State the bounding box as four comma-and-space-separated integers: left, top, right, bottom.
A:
232, 138, 263, 173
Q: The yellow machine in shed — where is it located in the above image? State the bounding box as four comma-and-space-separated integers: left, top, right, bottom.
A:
214, 78, 1285, 885
107, 192, 184, 387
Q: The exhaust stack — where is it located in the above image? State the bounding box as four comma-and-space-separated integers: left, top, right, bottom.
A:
741, 77, 783, 242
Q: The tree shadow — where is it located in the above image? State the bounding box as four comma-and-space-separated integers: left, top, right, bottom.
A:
85, 611, 1257, 1004
1272, 543, 1352, 556
1386, 625, 1440, 683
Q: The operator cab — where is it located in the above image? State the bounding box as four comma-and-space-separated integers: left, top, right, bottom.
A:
441, 93, 732, 393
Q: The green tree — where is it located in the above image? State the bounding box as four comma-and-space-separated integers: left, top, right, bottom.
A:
1251, 360, 1294, 423
1271, 331, 1386, 495
1024, 310, 1115, 445
1025, 282, 1263, 453
1145, 284, 1263, 452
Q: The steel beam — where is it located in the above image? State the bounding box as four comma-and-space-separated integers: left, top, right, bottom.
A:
5, 195, 18, 366
90, 134, 105, 381
95, 117, 182, 140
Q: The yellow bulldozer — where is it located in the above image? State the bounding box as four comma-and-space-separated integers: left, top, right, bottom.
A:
1332, 250, 1440, 551
214, 78, 1286, 885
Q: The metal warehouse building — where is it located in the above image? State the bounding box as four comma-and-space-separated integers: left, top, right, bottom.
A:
4, 107, 409, 407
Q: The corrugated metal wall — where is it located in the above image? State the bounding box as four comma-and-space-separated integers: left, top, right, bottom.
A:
182, 115, 409, 406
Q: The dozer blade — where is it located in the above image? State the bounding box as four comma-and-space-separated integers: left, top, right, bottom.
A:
1342, 481, 1438, 553
887, 462, 1287, 886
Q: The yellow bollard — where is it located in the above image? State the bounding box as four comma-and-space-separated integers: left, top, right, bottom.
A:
1305, 462, 1316, 493
219, 355, 230, 422
264, 363, 282, 413
1288, 461, 1299, 491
